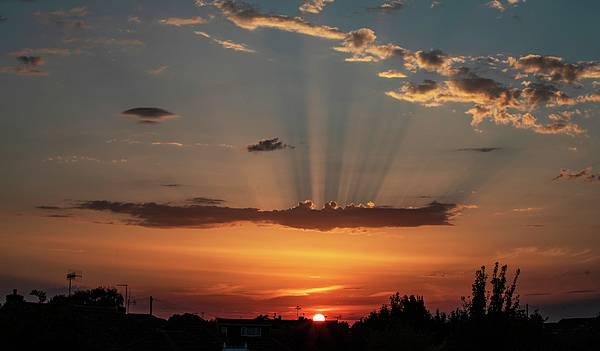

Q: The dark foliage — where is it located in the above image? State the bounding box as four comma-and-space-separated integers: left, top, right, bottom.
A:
50, 286, 124, 308
2, 268, 598, 351
0, 287, 125, 351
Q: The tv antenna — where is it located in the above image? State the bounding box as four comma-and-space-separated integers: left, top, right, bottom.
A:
295, 305, 301, 319
67, 269, 82, 296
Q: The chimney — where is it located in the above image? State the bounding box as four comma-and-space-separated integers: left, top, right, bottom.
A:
6, 289, 24, 304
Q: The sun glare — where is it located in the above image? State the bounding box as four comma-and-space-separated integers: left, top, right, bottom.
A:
313, 314, 325, 322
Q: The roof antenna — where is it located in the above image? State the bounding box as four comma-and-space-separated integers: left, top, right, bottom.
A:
66, 269, 82, 296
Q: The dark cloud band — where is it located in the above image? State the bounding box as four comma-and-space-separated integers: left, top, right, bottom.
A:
66, 200, 458, 231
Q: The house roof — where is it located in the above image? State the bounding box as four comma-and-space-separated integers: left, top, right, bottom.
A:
216, 318, 272, 327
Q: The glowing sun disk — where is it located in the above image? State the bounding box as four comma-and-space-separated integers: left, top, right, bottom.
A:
313, 314, 325, 321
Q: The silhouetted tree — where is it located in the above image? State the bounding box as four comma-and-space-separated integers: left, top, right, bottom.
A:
29, 289, 47, 303
50, 286, 124, 308
349, 293, 435, 351
0, 287, 126, 350
446, 262, 545, 351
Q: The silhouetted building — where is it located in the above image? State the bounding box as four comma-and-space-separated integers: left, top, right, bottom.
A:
5, 289, 24, 304
545, 317, 600, 338
215, 318, 292, 351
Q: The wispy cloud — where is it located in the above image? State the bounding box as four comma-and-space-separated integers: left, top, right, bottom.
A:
379, 69, 407, 78
187, 197, 226, 205
149, 65, 170, 75
1, 55, 49, 76
497, 247, 571, 260
366, 1, 406, 15
457, 147, 500, 152
45, 200, 460, 231
213, 39, 255, 52
151, 142, 184, 146
217, 1, 347, 40
485, 0, 525, 13
10, 48, 86, 56
159, 16, 207, 26
40, 156, 127, 164
117, 39, 145, 50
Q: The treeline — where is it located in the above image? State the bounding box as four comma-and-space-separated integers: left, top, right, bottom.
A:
0, 287, 127, 350
272, 263, 597, 351
1, 264, 598, 350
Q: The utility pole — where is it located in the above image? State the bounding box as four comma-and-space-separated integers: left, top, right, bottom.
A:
149, 296, 153, 316
117, 284, 128, 313
295, 306, 301, 319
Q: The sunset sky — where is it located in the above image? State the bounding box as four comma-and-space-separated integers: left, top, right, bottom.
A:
1, 0, 599, 322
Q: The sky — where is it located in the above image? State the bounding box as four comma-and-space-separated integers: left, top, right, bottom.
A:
1, 0, 600, 322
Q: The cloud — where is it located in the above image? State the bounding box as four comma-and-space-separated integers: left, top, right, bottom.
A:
128, 16, 141, 23
366, 1, 406, 15
386, 77, 586, 135
385, 79, 441, 105
46, 18, 91, 28
159, 16, 207, 26
578, 88, 600, 103
120, 107, 180, 122
245, 138, 293, 152
497, 247, 571, 260
511, 207, 541, 212
187, 197, 226, 205
62, 35, 79, 42
299, 0, 334, 14
0, 15, 7, 22
405, 49, 454, 73
379, 69, 407, 78
151, 142, 183, 146
117, 39, 145, 47
333, 28, 409, 62
485, 0, 505, 12
457, 148, 500, 152
217, 1, 347, 40
34, 6, 91, 28
36, 206, 62, 210
553, 166, 599, 184
521, 82, 575, 108
213, 39, 256, 52
1, 55, 49, 76
15, 55, 45, 68
510, 55, 600, 85
430, 2, 443, 8
10, 48, 86, 56
149, 65, 170, 75
486, 0, 525, 12
66, 200, 459, 231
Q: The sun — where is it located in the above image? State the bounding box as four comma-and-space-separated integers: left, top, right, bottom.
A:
313, 314, 325, 321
